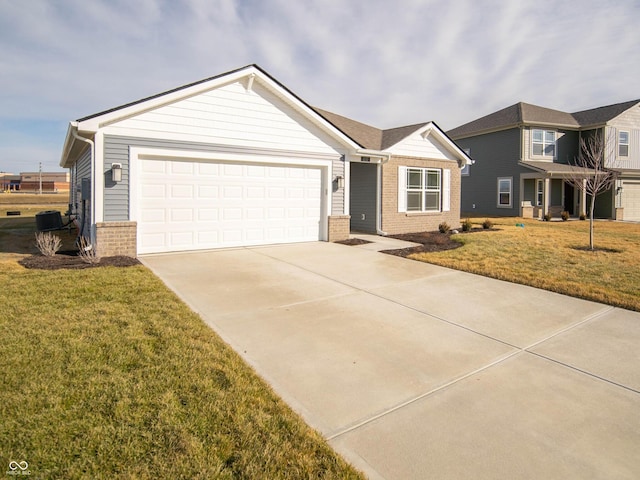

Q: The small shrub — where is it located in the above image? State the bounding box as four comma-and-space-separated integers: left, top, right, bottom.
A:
544, 213, 552, 222
35, 232, 61, 257
482, 219, 493, 229
77, 237, 101, 265
561, 211, 570, 221
461, 218, 473, 232
438, 222, 450, 234
579, 213, 586, 221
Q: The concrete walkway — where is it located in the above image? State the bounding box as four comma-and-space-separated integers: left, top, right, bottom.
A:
142, 240, 640, 480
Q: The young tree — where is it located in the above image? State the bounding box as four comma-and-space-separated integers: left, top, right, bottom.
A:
565, 131, 617, 250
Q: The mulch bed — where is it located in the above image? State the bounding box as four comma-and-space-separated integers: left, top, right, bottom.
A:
383, 228, 498, 257
335, 238, 373, 246
19, 250, 140, 270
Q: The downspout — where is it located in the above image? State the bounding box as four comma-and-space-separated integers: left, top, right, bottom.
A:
70, 126, 96, 247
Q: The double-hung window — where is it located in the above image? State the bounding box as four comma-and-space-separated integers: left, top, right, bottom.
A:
497, 177, 512, 208
532, 129, 556, 157
407, 168, 441, 212
619, 131, 629, 157
398, 167, 450, 213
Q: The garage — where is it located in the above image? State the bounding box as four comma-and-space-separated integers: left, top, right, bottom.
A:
621, 181, 640, 222
136, 156, 325, 254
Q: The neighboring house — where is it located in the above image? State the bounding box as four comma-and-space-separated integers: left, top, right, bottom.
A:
448, 100, 640, 221
60, 64, 471, 257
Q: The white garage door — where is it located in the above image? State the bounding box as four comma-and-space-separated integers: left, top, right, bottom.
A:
621, 181, 640, 221
137, 158, 324, 254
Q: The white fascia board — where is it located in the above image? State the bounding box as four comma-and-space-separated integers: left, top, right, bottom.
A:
420, 122, 473, 167
77, 67, 258, 132
75, 65, 360, 153
59, 122, 77, 167
251, 74, 361, 151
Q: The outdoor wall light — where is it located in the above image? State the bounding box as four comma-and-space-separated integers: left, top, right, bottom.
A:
335, 175, 345, 189
111, 163, 122, 182
617, 186, 624, 194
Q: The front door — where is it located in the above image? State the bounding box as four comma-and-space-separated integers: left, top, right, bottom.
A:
349, 162, 377, 233
564, 182, 575, 215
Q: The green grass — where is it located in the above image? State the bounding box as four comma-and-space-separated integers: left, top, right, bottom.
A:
0, 203, 363, 478
0, 264, 363, 479
410, 218, 640, 312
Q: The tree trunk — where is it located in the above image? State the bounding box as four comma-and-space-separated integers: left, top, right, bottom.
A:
589, 196, 595, 250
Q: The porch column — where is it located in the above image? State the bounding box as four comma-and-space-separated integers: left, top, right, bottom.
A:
581, 178, 587, 216
543, 177, 551, 217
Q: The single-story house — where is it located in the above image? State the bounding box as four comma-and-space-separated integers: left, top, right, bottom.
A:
60, 64, 471, 257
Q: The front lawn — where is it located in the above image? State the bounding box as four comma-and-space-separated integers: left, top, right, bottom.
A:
408, 218, 640, 312
0, 263, 363, 478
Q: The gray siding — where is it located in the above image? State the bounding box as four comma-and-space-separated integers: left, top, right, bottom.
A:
457, 128, 526, 216
103, 135, 346, 221
72, 147, 92, 237
349, 162, 377, 232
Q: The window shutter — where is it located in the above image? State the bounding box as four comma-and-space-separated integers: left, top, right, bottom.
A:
398, 166, 407, 212
442, 169, 451, 212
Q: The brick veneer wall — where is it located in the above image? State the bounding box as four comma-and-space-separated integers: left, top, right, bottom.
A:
328, 215, 350, 242
95, 221, 137, 258
381, 156, 462, 234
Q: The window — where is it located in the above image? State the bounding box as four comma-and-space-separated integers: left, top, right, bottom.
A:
619, 131, 629, 157
406, 168, 441, 212
498, 177, 512, 207
461, 148, 471, 176
532, 129, 556, 157
536, 179, 544, 206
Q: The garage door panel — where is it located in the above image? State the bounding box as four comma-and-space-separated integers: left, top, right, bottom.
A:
622, 182, 640, 221
138, 158, 324, 254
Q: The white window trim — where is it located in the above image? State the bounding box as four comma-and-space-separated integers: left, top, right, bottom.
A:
619, 131, 629, 157
536, 179, 544, 206
398, 166, 450, 213
531, 129, 556, 158
497, 177, 513, 208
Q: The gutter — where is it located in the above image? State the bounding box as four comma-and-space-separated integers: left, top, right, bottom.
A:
70, 124, 96, 246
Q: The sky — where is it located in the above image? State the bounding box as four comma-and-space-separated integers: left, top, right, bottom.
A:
1, 0, 639, 174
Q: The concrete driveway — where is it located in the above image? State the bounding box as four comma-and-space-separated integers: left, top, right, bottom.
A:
142, 240, 640, 480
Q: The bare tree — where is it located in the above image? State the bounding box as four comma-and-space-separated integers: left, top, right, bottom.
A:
565, 131, 617, 250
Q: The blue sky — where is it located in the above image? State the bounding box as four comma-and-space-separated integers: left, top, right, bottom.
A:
1, 0, 639, 173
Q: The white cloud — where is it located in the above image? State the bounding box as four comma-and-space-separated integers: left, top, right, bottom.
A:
0, 0, 639, 173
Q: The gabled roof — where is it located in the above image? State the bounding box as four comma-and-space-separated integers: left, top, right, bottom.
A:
571, 99, 640, 128
448, 99, 640, 139
315, 107, 470, 165
448, 102, 579, 139
313, 108, 382, 150
61, 65, 363, 166
313, 107, 435, 151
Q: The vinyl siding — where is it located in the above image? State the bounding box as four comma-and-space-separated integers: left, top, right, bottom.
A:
103, 81, 343, 157
71, 147, 92, 237
103, 135, 345, 221
522, 127, 579, 164
390, 133, 459, 161
457, 128, 525, 216
605, 126, 640, 170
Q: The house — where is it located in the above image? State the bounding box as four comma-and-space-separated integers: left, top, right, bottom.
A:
447, 100, 640, 221
60, 64, 471, 257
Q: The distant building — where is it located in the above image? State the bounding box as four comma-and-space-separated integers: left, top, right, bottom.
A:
18, 172, 70, 193
0, 173, 20, 191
